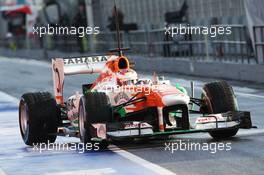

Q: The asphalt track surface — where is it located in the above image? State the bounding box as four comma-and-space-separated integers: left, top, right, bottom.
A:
0, 57, 264, 175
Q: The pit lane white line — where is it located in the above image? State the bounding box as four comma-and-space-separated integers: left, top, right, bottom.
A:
235, 92, 264, 99
0, 91, 19, 104
0, 91, 177, 175
110, 146, 177, 175
237, 128, 264, 136
1, 91, 263, 175
0, 128, 19, 136
0, 56, 50, 68
46, 168, 116, 175
0, 168, 7, 175
1, 58, 263, 174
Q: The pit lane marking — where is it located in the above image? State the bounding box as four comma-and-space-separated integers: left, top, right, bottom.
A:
0, 168, 7, 175
110, 146, 177, 175
0, 56, 50, 68
0, 91, 177, 175
0, 128, 19, 136
235, 92, 264, 99
237, 129, 264, 136
46, 168, 116, 175
1, 64, 263, 175
0, 92, 19, 104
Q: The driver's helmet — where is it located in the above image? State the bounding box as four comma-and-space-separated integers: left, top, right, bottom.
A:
117, 69, 138, 85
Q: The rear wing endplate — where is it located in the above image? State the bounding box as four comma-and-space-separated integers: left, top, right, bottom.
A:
52, 55, 117, 104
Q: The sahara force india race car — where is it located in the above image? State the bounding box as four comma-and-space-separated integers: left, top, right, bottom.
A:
19, 53, 252, 149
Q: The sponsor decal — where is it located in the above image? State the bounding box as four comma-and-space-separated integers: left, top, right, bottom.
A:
64, 56, 108, 65
196, 115, 225, 124
123, 123, 149, 129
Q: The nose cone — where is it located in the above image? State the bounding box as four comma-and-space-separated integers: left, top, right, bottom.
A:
162, 94, 190, 106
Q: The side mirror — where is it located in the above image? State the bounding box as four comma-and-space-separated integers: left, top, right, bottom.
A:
44, 3, 61, 25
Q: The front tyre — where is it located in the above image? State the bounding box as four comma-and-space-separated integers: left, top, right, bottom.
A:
19, 92, 60, 146
202, 81, 239, 139
78, 92, 112, 150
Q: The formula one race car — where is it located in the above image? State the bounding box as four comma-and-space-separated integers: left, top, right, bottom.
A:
18, 50, 253, 149
18, 3, 252, 149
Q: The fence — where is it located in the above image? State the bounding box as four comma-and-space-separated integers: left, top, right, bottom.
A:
0, 24, 259, 64
95, 24, 255, 64
254, 25, 264, 64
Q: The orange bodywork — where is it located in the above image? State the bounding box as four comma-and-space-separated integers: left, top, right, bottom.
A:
52, 55, 188, 132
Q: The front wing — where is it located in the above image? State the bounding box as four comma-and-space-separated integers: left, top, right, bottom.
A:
89, 111, 252, 140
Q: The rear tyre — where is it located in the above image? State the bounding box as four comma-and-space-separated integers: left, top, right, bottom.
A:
79, 92, 112, 150
19, 92, 60, 146
202, 81, 239, 139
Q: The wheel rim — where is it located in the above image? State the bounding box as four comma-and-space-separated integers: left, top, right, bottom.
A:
79, 100, 86, 141
20, 101, 29, 134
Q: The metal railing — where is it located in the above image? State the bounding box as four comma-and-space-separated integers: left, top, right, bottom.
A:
253, 25, 264, 64
94, 25, 255, 63
210, 25, 255, 63
0, 24, 257, 64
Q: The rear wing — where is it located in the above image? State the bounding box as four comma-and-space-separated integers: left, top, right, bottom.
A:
52, 55, 118, 104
